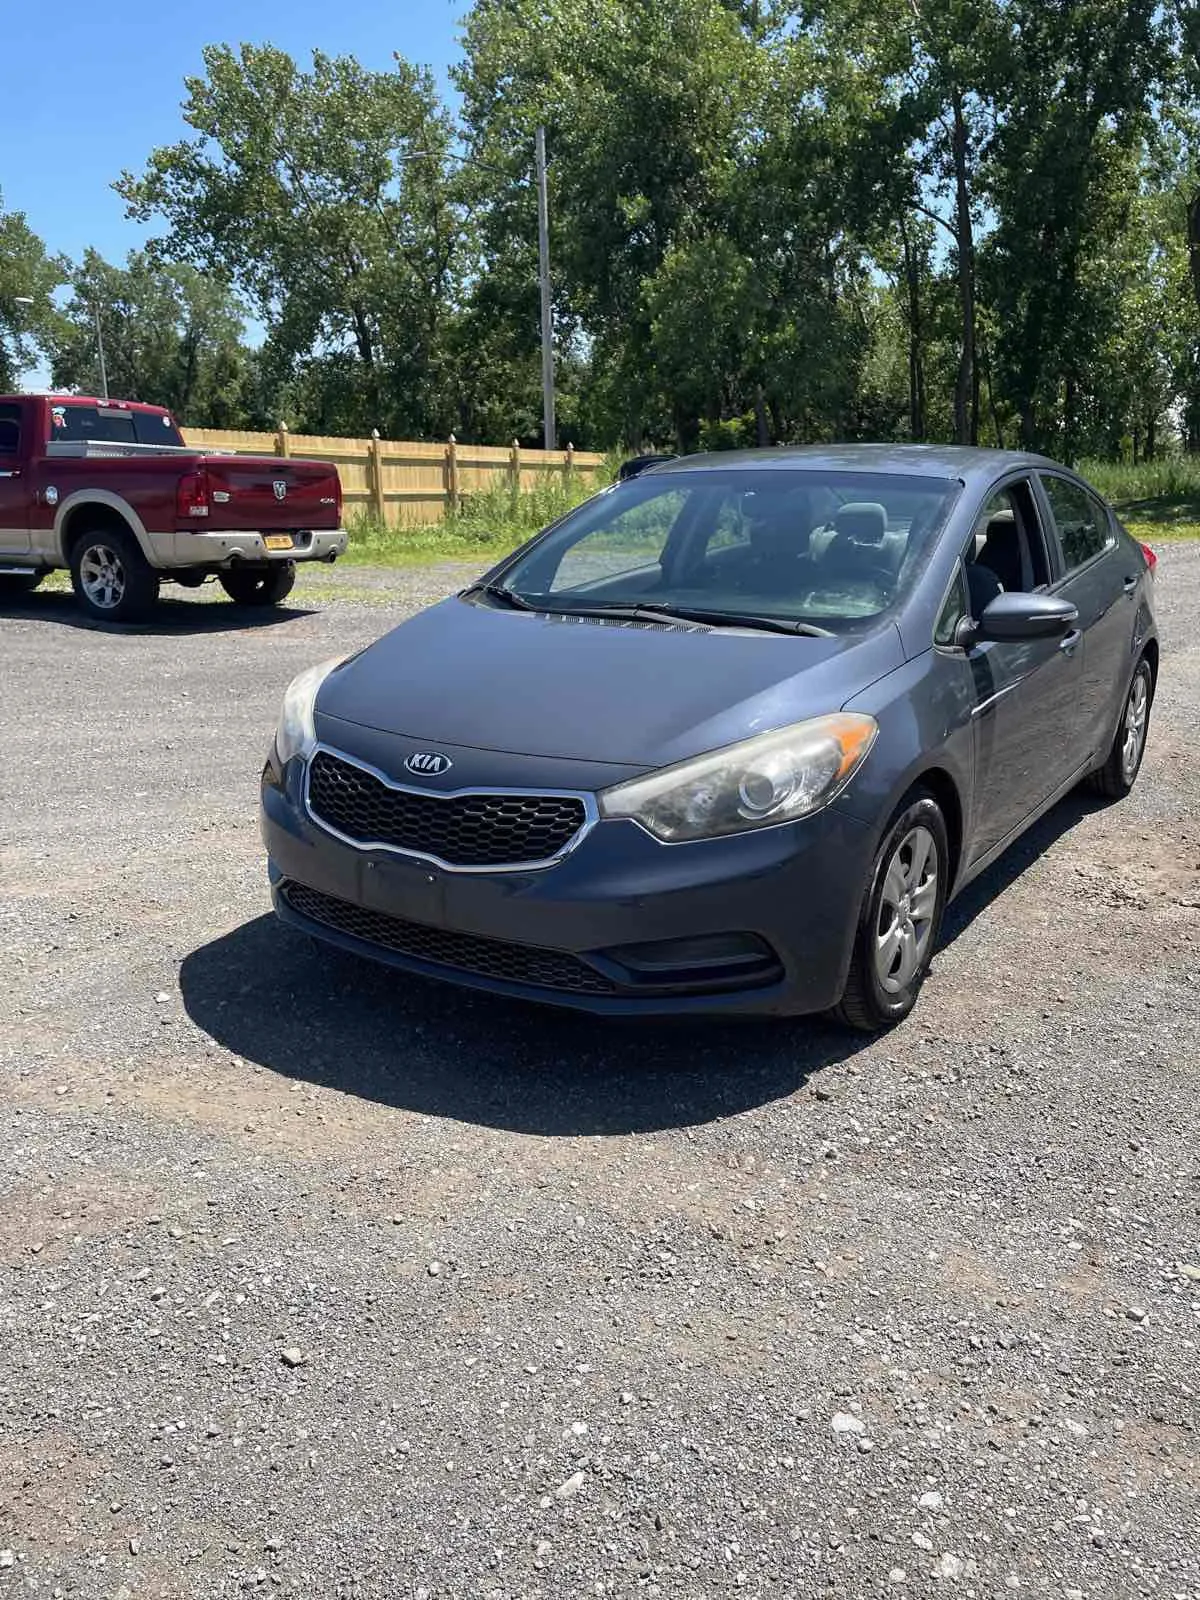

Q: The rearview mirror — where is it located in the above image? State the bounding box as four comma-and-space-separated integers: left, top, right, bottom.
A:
957, 591, 1078, 646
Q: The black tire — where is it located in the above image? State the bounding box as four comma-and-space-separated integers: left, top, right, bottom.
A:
1087, 656, 1153, 800
219, 562, 296, 607
0, 571, 44, 597
69, 526, 159, 622
834, 791, 950, 1033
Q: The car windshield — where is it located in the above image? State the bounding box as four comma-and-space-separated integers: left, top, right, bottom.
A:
498, 468, 960, 631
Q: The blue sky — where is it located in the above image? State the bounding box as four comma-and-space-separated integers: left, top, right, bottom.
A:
0, 0, 464, 268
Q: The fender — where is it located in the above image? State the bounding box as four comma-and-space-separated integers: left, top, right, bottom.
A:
1088, 627, 1158, 774
51, 489, 157, 567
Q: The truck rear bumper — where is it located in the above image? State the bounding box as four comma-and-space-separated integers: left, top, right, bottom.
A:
151, 528, 348, 569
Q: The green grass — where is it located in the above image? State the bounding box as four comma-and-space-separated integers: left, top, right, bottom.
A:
342, 468, 615, 569
1078, 455, 1200, 540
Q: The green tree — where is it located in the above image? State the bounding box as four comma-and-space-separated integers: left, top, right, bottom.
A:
457, 0, 765, 447
984, 0, 1168, 455
118, 44, 464, 437
0, 195, 65, 391
50, 250, 253, 425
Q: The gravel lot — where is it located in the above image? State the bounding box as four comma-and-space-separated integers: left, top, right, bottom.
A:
2, 549, 1198, 1600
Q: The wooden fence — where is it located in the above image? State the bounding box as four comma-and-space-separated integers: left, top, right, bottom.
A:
183, 425, 607, 528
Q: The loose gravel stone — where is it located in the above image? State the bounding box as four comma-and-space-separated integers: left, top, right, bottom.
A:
2, 549, 1199, 1597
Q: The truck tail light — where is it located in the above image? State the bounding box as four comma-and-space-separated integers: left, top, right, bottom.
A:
177, 469, 210, 520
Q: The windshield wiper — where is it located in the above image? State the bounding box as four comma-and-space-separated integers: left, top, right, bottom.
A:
469, 582, 537, 611
546, 600, 833, 637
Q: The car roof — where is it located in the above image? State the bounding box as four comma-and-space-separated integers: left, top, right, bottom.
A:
644, 443, 1064, 487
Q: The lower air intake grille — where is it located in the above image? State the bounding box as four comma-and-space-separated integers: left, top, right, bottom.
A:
282, 881, 615, 996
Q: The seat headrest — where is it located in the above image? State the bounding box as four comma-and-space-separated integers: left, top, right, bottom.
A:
834, 501, 888, 545
742, 489, 813, 556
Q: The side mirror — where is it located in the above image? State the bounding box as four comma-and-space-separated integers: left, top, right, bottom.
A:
957, 591, 1079, 647
617, 453, 677, 481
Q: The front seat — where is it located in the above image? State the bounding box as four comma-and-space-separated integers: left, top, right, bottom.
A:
822, 501, 892, 580
975, 511, 1024, 592
727, 489, 814, 591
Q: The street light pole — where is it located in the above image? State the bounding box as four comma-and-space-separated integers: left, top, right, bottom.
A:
534, 126, 556, 452
93, 302, 109, 402
17, 291, 107, 398
362, 135, 559, 448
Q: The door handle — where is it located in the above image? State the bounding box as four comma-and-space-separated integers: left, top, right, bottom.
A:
1059, 629, 1082, 656
1122, 575, 1138, 594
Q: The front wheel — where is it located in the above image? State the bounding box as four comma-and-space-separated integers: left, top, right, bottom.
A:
1087, 657, 1153, 800
834, 793, 949, 1033
69, 527, 159, 622
219, 562, 296, 607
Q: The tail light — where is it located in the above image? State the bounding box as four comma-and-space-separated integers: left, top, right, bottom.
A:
177, 468, 210, 521
1140, 541, 1157, 576
334, 473, 343, 522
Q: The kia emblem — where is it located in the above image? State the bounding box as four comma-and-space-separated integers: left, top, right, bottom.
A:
273, 479, 287, 501
405, 751, 453, 777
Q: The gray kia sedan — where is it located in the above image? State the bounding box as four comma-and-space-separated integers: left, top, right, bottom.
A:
261, 445, 1158, 1030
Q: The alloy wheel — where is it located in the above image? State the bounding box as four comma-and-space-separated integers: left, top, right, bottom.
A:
874, 824, 939, 995
1121, 671, 1149, 783
79, 543, 127, 611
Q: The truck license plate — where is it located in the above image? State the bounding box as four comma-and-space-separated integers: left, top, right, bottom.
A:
264, 534, 294, 550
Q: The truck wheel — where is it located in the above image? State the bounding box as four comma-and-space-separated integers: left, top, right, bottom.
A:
70, 527, 159, 622
219, 562, 296, 607
0, 571, 44, 598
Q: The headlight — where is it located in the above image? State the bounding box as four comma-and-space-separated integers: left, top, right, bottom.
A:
273, 656, 346, 766
598, 713, 878, 842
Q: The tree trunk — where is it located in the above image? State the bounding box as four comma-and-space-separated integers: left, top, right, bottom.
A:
1145, 412, 1156, 461
755, 384, 770, 447
1063, 375, 1077, 467
898, 215, 926, 441
979, 333, 1004, 448
351, 302, 382, 424
1020, 404, 1037, 452
1187, 190, 1200, 319
950, 88, 977, 447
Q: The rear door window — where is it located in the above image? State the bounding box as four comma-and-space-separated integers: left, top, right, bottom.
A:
1040, 475, 1114, 573
0, 402, 20, 458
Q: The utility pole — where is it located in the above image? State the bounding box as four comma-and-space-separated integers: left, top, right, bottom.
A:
535, 125, 556, 452
93, 303, 109, 401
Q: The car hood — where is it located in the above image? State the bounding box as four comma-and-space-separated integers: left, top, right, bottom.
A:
316, 596, 905, 768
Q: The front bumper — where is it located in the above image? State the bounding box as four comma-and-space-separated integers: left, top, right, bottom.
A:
150, 528, 348, 569
261, 753, 877, 1018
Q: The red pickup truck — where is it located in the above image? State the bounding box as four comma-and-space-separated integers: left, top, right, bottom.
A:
0, 394, 347, 621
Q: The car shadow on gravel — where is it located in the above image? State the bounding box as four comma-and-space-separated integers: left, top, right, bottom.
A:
0, 588, 314, 634
180, 792, 1105, 1135
938, 787, 1108, 946
180, 917, 864, 1135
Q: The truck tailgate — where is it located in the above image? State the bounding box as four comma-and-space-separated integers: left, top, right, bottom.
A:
198, 456, 341, 532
